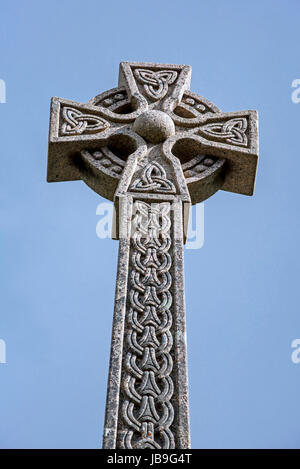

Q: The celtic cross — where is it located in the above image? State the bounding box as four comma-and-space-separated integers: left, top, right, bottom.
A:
47, 61, 258, 449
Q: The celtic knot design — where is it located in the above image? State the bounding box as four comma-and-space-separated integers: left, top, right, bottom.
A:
130, 162, 176, 194
120, 201, 175, 449
61, 106, 110, 136
134, 69, 178, 100
199, 117, 248, 146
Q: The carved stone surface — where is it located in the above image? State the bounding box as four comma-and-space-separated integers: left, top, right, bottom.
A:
133, 110, 175, 143
120, 201, 174, 449
47, 61, 259, 449
130, 162, 176, 194
47, 61, 258, 202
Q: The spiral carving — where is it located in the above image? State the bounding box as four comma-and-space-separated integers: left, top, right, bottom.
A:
119, 201, 175, 449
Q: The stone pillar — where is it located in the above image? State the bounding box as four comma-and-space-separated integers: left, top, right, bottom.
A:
103, 197, 190, 449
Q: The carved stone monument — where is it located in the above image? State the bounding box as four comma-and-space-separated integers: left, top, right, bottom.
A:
47, 62, 258, 449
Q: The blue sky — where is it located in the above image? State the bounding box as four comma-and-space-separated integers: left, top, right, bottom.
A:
0, 0, 300, 449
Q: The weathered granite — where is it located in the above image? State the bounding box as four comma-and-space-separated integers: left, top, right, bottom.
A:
133, 110, 175, 143
47, 61, 259, 449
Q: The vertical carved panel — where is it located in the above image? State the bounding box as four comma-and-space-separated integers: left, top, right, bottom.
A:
118, 201, 175, 449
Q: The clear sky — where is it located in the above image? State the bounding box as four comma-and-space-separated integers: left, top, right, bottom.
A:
0, 0, 300, 449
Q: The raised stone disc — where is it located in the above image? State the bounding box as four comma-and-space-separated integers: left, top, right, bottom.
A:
133, 110, 175, 144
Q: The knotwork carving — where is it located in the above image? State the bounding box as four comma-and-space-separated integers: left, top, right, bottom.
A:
61, 106, 110, 136
134, 69, 177, 100
130, 162, 176, 194
199, 117, 248, 146
120, 201, 174, 449
182, 155, 218, 179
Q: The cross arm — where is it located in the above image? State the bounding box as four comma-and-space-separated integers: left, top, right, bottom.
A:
47, 92, 148, 200
163, 100, 258, 202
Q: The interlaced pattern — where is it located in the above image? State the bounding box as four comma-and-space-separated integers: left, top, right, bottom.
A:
120, 201, 175, 449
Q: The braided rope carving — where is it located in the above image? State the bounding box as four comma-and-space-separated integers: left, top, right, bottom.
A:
120, 201, 175, 449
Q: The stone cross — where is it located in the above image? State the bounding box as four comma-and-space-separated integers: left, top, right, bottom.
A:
47, 61, 258, 449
